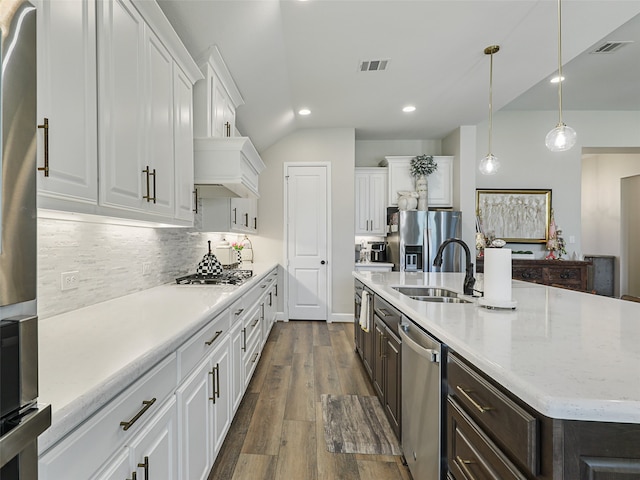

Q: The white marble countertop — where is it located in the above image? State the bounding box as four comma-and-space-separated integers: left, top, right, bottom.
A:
38, 262, 277, 453
354, 261, 394, 267
354, 270, 640, 424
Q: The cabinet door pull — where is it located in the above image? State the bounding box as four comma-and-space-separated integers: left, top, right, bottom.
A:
142, 166, 154, 202
456, 385, 493, 413
127, 473, 137, 480
120, 398, 156, 431
209, 364, 220, 402
233, 207, 237, 225
254, 217, 257, 230
455, 455, 477, 479
205, 330, 223, 346
137, 456, 149, 480
37, 118, 50, 176
269, 292, 272, 306
244, 212, 249, 227
193, 189, 199, 213
150, 168, 156, 204
242, 328, 247, 351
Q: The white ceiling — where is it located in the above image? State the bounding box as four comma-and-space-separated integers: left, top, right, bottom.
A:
157, 0, 640, 152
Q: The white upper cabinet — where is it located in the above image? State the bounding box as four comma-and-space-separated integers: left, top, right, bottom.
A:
36, 0, 202, 226
98, 0, 146, 212
383, 156, 454, 208
193, 46, 244, 139
36, 0, 98, 208
174, 67, 196, 221
355, 168, 387, 236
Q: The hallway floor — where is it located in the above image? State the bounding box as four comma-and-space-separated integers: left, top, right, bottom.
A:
208, 321, 412, 480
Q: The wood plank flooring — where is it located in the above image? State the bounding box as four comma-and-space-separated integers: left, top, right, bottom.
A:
208, 321, 412, 480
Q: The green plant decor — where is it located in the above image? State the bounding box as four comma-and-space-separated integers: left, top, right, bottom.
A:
410, 155, 438, 177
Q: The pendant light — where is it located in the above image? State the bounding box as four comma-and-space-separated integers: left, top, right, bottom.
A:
545, 0, 576, 152
479, 45, 500, 176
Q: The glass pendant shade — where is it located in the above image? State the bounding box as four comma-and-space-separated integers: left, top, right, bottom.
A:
545, 123, 577, 152
479, 154, 500, 175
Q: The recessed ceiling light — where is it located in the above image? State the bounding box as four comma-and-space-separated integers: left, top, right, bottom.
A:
298, 108, 311, 116
550, 76, 565, 84
402, 105, 416, 113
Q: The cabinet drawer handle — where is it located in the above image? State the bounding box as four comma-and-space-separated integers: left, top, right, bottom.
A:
251, 317, 260, 328
209, 363, 220, 403
242, 327, 247, 351
456, 385, 493, 413
137, 456, 149, 480
37, 118, 50, 176
455, 455, 477, 479
252, 352, 259, 363
261, 284, 267, 289
205, 330, 223, 346
120, 398, 156, 431
235, 308, 244, 316
127, 473, 137, 480
378, 308, 393, 317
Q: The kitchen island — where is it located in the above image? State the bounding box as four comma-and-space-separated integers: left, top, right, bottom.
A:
354, 270, 640, 479
37, 263, 279, 479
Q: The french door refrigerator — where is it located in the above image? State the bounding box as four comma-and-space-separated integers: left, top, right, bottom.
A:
0, 1, 51, 478
387, 209, 462, 272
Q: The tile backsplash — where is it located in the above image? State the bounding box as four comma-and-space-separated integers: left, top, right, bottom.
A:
37, 217, 235, 319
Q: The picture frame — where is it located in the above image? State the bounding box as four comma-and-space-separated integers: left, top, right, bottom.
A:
476, 189, 552, 243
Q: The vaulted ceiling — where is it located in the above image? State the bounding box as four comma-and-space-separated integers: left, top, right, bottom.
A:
157, 1, 640, 152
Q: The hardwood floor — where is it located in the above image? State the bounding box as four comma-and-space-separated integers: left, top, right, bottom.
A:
208, 321, 412, 480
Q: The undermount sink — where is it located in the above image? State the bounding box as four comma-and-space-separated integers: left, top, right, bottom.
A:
392, 286, 473, 304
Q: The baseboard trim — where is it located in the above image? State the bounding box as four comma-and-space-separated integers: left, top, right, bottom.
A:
330, 313, 353, 323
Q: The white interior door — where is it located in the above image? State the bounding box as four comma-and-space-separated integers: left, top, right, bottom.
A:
286, 164, 329, 320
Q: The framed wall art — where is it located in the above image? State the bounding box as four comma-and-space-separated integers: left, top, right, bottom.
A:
476, 189, 552, 243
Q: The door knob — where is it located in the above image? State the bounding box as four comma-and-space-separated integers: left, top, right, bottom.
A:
321, 260, 326, 265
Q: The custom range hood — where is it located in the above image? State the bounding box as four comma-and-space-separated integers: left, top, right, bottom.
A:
194, 136, 265, 198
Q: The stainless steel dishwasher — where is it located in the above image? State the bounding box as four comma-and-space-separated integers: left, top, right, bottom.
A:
399, 316, 445, 480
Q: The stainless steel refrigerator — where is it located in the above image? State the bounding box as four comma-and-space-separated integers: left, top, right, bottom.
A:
387, 209, 462, 272
0, 2, 51, 478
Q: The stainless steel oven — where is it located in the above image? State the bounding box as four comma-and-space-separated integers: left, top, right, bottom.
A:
0, 1, 51, 477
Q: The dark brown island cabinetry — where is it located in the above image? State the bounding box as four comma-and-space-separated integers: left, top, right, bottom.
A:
447, 352, 640, 480
476, 259, 591, 291
353, 280, 402, 439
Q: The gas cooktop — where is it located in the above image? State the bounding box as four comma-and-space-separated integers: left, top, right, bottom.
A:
176, 270, 253, 286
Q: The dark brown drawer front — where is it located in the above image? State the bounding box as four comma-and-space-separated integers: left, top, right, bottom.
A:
546, 267, 584, 285
448, 398, 527, 480
448, 354, 539, 475
513, 267, 543, 283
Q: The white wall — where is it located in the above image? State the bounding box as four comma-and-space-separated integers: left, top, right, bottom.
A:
475, 110, 640, 256
355, 139, 441, 167
253, 128, 355, 320
583, 151, 640, 295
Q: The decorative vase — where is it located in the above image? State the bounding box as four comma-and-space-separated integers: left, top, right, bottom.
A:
397, 191, 418, 211
416, 175, 428, 211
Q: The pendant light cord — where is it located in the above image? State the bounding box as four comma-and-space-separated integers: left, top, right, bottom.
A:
488, 49, 494, 154
556, 0, 564, 126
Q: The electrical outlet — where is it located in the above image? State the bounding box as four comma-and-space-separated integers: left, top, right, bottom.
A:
61, 271, 79, 291
142, 262, 151, 276
569, 235, 576, 244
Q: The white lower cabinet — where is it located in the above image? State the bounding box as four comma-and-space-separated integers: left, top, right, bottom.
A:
96, 397, 178, 480
230, 318, 245, 414
177, 338, 230, 480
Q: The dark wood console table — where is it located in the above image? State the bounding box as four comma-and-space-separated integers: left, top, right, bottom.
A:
475, 258, 592, 291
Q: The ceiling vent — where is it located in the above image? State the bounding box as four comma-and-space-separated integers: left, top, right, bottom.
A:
590, 41, 633, 54
358, 59, 389, 72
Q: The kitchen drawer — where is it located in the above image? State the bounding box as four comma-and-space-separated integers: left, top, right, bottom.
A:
243, 331, 261, 387
373, 294, 402, 333
448, 398, 527, 480
177, 308, 231, 381
448, 353, 539, 475
243, 304, 262, 347
39, 355, 177, 480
